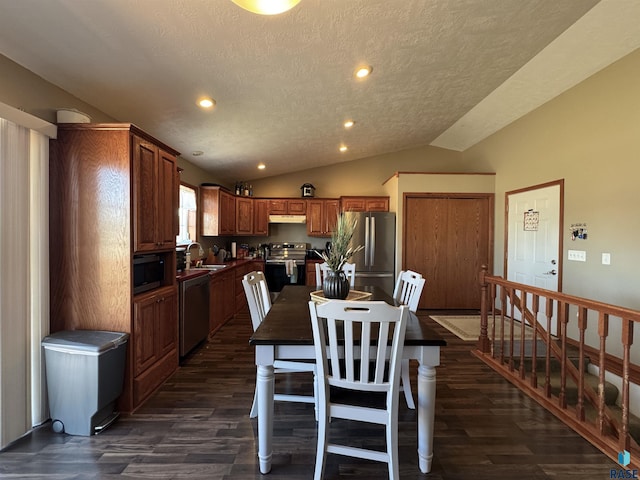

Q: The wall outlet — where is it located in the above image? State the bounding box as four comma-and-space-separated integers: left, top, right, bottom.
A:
602, 253, 611, 265
568, 250, 586, 262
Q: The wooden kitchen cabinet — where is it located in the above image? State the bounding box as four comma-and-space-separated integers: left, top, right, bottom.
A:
340, 196, 389, 212
253, 198, 269, 235
133, 136, 178, 252
132, 286, 178, 406
307, 199, 340, 237
210, 268, 235, 334
268, 198, 307, 215
235, 196, 254, 235
49, 123, 180, 413
201, 186, 236, 236
234, 260, 265, 314
306, 259, 323, 286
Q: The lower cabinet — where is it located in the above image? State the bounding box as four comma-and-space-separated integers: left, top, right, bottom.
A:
210, 269, 235, 334
132, 286, 178, 407
234, 260, 265, 314
306, 259, 323, 286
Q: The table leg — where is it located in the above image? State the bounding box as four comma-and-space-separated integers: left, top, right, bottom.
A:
417, 363, 436, 473
257, 363, 274, 474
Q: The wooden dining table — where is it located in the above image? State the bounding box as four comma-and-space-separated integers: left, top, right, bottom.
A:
249, 284, 446, 474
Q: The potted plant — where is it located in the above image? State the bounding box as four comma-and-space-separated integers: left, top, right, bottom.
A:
316, 214, 364, 299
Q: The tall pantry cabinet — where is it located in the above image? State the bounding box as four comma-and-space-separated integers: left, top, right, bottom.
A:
49, 124, 180, 413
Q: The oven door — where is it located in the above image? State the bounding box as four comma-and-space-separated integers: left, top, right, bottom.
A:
264, 262, 306, 292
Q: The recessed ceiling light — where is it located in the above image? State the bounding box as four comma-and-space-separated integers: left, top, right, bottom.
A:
258, 163, 266, 170
198, 98, 215, 109
339, 145, 348, 153
344, 120, 355, 128
192, 151, 204, 156
354, 66, 372, 79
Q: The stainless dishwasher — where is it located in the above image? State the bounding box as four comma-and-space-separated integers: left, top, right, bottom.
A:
179, 274, 210, 357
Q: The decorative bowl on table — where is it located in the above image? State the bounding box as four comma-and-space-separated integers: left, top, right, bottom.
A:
310, 290, 372, 304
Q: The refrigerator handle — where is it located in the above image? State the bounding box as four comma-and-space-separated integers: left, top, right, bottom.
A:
364, 216, 370, 267
370, 216, 376, 266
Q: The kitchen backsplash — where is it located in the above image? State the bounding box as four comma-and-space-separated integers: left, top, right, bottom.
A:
187, 223, 327, 261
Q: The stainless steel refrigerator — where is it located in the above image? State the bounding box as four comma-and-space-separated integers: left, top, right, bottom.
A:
344, 211, 396, 296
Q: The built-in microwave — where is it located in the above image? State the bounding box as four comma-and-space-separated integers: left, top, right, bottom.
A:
133, 254, 165, 294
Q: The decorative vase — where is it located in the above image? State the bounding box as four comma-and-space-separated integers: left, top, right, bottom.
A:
323, 269, 350, 299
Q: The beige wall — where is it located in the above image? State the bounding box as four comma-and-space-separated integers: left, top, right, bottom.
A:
250, 145, 467, 198
0, 54, 117, 124
464, 47, 640, 311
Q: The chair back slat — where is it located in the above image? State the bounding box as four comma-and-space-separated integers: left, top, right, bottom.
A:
242, 271, 271, 331
393, 270, 425, 313
316, 262, 357, 287
310, 300, 408, 392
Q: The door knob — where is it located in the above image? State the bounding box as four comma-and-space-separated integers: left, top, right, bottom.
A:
544, 269, 557, 275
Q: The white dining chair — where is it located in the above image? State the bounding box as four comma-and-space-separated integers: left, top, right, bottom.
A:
308, 299, 409, 480
393, 270, 426, 410
243, 271, 317, 418
315, 262, 356, 287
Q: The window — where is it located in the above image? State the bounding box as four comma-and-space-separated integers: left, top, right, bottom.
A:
177, 183, 197, 245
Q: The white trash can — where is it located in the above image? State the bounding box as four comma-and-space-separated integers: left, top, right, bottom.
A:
42, 330, 129, 436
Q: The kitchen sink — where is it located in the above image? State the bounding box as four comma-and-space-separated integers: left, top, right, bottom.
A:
195, 264, 227, 271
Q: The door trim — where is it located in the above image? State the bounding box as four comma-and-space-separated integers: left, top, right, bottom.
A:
504, 179, 565, 292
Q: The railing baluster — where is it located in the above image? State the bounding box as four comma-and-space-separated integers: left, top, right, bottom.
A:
620, 318, 634, 451
576, 306, 587, 421
519, 291, 527, 379
559, 302, 569, 409
545, 297, 553, 398
531, 294, 539, 388
597, 312, 609, 435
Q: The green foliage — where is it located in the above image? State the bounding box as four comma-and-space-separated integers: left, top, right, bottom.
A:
315, 214, 364, 271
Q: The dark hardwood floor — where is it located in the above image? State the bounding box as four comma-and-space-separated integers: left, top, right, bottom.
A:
0, 312, 617, 479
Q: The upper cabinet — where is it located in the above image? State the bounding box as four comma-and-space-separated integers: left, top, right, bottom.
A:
201, 186, 236, 236
340, 196, 389, 213
253, 199, 269, 236
307, 199, 340, 237
268, 198, 307, 215
235, 196, 254, 235
133, 135, 177, 252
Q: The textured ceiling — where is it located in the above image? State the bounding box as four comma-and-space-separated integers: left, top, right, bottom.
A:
0, 0, 637, 184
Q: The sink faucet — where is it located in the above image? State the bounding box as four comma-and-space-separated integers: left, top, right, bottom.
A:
185, 242, 205, 267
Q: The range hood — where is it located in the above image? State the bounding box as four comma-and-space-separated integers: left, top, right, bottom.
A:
268, 214, 307, 224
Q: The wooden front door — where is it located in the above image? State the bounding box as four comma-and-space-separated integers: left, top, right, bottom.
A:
403, 194, 493, 309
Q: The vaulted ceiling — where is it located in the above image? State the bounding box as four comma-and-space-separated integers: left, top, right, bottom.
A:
1, 0, 638, 183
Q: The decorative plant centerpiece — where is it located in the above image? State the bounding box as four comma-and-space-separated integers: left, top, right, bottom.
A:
316, 214, 363, 299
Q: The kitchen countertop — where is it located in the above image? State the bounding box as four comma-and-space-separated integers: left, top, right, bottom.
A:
176, 258, 265, 282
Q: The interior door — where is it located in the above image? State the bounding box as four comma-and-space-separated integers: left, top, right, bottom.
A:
506, 181, 562, 331
404, 194, 493, 309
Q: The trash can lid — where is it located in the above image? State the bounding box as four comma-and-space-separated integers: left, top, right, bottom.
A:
42, 330, 129, 353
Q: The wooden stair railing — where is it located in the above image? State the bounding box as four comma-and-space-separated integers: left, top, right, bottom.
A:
475, 266, 640, 469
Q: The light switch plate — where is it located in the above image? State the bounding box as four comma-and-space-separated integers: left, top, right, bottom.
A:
602, 253, 611, 265
568, 250, 586, 262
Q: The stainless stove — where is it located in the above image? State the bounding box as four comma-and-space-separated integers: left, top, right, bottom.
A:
266, 242, 307, 265
264, 242, 308, 292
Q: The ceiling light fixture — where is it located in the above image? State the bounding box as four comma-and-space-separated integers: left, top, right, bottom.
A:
339, 145, 348, 153
354, 65, 372, 79
231, 0, 301, 15
258, 163, 266, 170
343, 120, 355, 128
198, 98, 215, 108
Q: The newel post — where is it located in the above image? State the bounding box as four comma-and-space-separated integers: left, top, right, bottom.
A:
477, 265, 491, 353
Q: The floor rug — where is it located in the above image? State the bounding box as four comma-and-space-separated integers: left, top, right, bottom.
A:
429, 315, 535, 342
